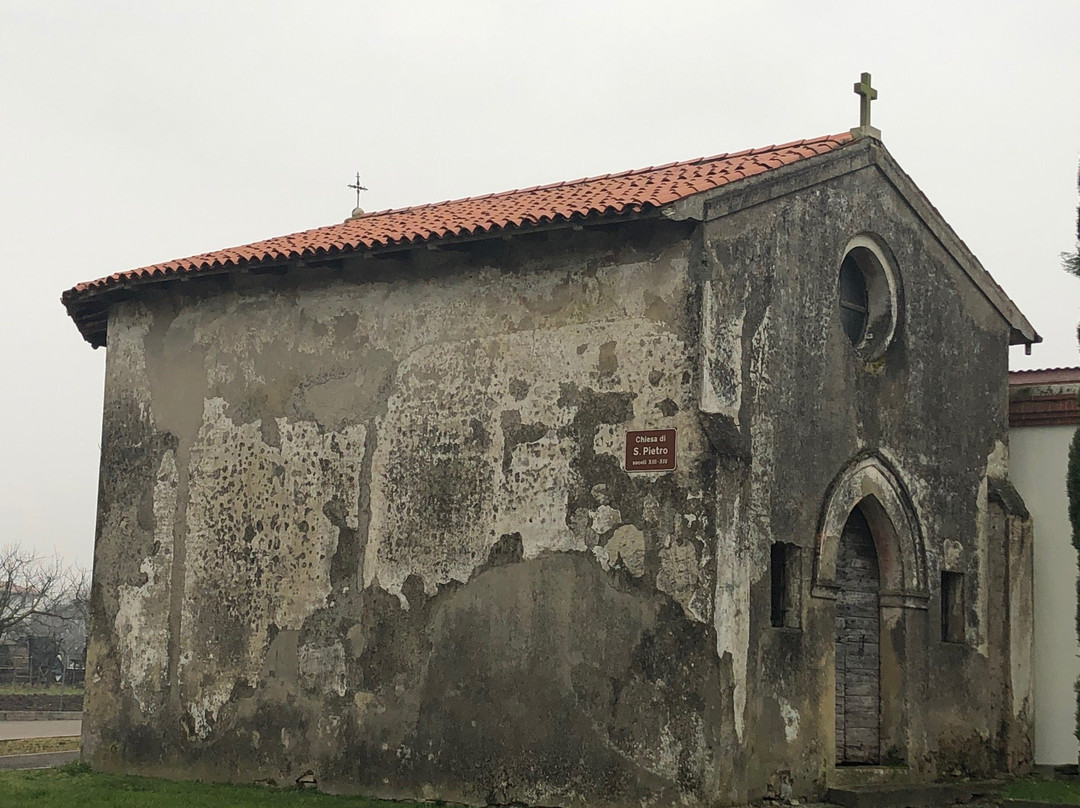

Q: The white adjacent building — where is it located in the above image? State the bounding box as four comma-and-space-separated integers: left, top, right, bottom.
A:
1010, 367, 1080, 767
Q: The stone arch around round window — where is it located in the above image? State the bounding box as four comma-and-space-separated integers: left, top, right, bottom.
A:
811, 452, 928, 607
837, 234, 902, 361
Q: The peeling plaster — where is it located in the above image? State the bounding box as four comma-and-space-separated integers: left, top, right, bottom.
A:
607, 524, 646, 577
943, 539, 965, 569
657, 540, 704, 620
363, 319, 695, 597
700, 280, 744, 422
115, 449, 176, 715
714, 492, 749, 741
177, 398, 365, 733
778, 696, 800, 744
300, 642, 347, 698
590, 505, 623, 535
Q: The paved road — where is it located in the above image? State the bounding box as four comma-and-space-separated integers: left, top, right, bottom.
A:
0, 720, 81, 740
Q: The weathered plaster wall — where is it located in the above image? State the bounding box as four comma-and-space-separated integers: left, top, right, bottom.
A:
85, 162, 1029, 806
695, 162, 1029, 793
87, 222, 742, 806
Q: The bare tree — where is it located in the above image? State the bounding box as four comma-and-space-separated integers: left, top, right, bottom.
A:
1065, 161, 1080, 279
0, 544, 87, 648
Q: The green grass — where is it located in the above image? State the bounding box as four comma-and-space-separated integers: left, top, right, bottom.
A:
1003, 777, 1080, 805
0, 684, 84, 696
0, 764, 433, 807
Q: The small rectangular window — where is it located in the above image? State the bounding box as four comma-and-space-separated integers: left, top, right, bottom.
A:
941, 571, 965, 643
770, 543, 802, 629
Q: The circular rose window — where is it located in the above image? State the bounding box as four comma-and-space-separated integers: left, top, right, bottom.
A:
837, 236, 900, 360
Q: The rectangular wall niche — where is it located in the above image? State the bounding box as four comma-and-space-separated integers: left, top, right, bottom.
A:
941, 570, 966, 643
770, 542, 802, 629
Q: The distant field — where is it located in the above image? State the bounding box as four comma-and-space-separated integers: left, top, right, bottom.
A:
0, 684, 84, 696
0, 735, 80, 756
0, 764, 430, 808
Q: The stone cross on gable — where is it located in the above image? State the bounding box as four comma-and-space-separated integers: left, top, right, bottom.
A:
850, 72, 881, 140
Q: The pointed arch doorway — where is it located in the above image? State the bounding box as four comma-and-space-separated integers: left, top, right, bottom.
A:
835, 503, 880, 764
813, 455, 930, 770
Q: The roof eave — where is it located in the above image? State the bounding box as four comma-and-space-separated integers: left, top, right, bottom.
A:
668, 136, 1039, 347
62, 207, 665, 348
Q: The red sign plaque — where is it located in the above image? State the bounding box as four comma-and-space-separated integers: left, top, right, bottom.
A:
624, 429, 677, 472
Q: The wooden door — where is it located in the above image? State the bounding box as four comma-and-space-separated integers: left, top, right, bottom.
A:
835, 505, 880, 765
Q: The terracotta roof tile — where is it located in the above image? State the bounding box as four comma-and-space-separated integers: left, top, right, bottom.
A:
62, 132, 854, 346
1009, 367, 1080, 426
1009, 393, 1080, 428
1009, 367, 1080, 385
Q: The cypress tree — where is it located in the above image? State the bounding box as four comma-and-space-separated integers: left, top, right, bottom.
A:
1067, 161, 1080, 741
1073, 413, 1080, 745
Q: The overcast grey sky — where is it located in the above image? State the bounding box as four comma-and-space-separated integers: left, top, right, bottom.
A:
2, 1, 1078, 569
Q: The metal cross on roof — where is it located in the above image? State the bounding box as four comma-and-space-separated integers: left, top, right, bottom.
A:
347, 172, 368, 210
850, 72, 881, 140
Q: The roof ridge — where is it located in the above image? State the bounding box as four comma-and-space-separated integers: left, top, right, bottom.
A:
346, 132, 852, 222
62, 131, 859, 345
82, 133, 856, 280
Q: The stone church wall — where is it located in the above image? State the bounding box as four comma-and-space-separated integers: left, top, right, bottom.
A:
86, 221, 743, 805
84, 164, 1030, 805
695, 163, 1029, 793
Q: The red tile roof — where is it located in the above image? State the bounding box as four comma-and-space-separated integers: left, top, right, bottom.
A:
1009, 368, 1080, 427
1009, 393, 1080, 428
63, 133, 854, 346
1008, 367, 1080, 386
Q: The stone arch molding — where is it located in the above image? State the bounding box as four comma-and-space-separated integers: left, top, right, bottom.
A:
813, 453, 929, 608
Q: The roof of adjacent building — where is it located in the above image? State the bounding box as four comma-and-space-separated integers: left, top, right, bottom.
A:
1009, 367, 1080, 428
1009, 367, 1080, 386
60, 131, 1037, 349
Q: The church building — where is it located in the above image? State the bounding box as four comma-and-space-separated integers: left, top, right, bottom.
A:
65, 94, 1038, 805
